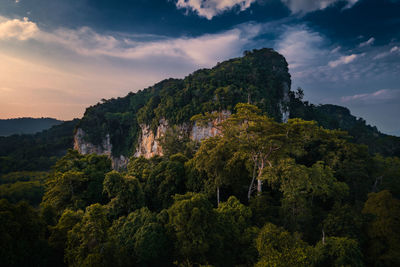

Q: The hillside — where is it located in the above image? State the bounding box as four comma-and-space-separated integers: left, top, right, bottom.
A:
289, 89, 400, 156
75, 48, 400, 168
0, 119, 79, 174
76, 48, 291, 163
0, 49, 399, 174
0, 118, 63, 136
1, 48, 400, 267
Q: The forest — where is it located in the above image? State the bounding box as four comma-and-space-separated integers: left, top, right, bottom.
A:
1, 102, 400, 266
1, 49, 400, 266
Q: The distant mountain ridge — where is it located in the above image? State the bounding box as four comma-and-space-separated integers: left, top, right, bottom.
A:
0, 117, 63, 136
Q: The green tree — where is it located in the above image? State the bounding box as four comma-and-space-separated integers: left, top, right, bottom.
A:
314, 237, 364, 267
167, 193, 218, 265
42, 150, 111, 213
103, 171, 145, 218
255, 223, 313, 267
144, 154, 187, 210
265, 158, 348, 232
107, 207, 172, 266
0, 199, 50, 266
215, 196, 258, 266
65, 204, 110, 267
362, 190, 400, 266
48, 209, 84, 266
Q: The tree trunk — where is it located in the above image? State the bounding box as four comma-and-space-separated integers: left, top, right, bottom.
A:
248, 161, 257, 201
217, 186, 220, 206
257, 179, 262, 194
257, 160, 264, 194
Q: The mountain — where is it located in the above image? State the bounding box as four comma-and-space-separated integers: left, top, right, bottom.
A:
74, 48, 400, 169
0, 48, 399, 173
0, 118, 63, 136
74, 48, 291, 168
289, 89, 400, 156
0, 119, 79, 174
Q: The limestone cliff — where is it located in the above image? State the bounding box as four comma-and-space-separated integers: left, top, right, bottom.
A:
74, 128, 128, 169
74, 48, 293, 168
134, 111, 231, 159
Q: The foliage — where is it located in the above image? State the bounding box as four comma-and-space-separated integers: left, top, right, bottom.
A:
167, 193, 218, 265
0, 199, 50, 266
106, 207, 172, 266
144, 154, 187, 211
65, 204, 110, 267
78, 49, 291, 157
362, 190, 400, 266
0, 119, 79, 174
42, 150, 111, 213
314, 237, 364, 267
289, 88, 400, 158
103, 171, 145, 218
1, 62, 400, 267
255, 223, 314, 267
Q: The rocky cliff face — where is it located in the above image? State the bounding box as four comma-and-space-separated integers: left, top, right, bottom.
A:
74, 128, 128, 169
280, 81, 290, 123
74, 111, 231, 166
134, 110, 231, 159
73, 48, 293, 168
74, 88, 290, 167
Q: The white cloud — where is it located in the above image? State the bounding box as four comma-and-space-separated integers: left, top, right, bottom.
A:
330, 46, 341, 53
359, 37, 375, 47
373, 45, 400, 59
0, 17, 38, 40
341, 89, 400, 104
280, 0, 359, 14
328, 54, 357, 67
0, 16, 260, 67
275, 25, 326, 70
391, 46, 399, 53
175, 0, 256, 19
0, 16, 262, 119
40, 25, 260, 67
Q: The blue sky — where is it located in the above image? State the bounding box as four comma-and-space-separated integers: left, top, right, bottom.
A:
0, 0, 399, 135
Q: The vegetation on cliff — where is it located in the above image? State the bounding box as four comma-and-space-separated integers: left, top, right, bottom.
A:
78, 48, 291, 156
1, 48, 400, 266
1, 103, 399, 266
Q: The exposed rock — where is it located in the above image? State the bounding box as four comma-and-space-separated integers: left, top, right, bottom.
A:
135, 110, 231, 159
191, 110, 231, 141
280, 82, 290, 123
74, 128, 128, 170
134, 119, 169, 158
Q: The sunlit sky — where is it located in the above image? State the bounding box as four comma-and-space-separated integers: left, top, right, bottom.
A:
0, 0, 399, 135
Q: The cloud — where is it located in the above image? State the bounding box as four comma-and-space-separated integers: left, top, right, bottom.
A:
175, 0, 256, 19
341, 89, 400, 104
280, 0, 359, 14
359, 37, 375, 47
0, 17, 257, 67
328, 54, 358, 67
373, 45, 400, 59
0, 16, 262, 119
275, 25, 326, 70
0, 17, 38, 40
390, 46, 399, 53
0, 16, 260, 67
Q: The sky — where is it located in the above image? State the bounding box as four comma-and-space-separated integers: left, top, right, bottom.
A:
0, 0, 399, 135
